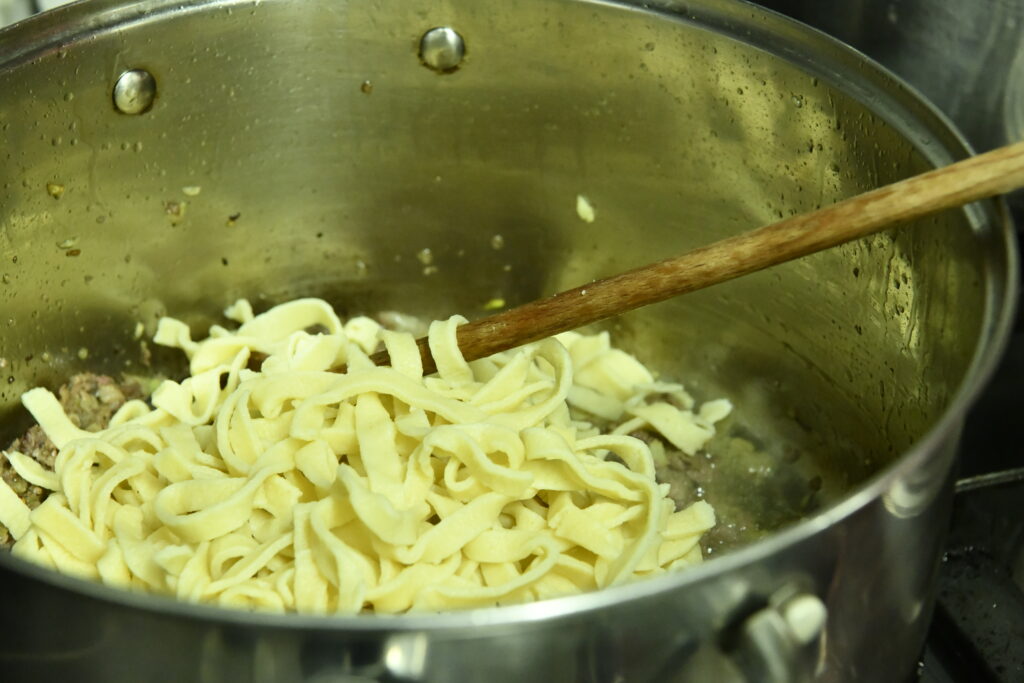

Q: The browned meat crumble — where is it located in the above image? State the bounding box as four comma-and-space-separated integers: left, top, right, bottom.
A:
0, 374, 145, 547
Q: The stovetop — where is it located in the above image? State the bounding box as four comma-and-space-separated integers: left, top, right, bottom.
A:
922, 482, 1024, 682
918, 334, 1024, 683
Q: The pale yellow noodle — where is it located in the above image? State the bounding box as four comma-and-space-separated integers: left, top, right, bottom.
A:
0, 298, 730, 613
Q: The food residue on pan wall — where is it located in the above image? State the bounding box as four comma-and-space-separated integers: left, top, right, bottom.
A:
483, 298, 505, 311
576, 194, 596, 223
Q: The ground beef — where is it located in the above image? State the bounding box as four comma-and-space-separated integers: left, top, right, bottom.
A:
0, 374, 146, 547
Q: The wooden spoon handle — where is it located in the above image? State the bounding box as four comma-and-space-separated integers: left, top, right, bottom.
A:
370, 140, 1024, 375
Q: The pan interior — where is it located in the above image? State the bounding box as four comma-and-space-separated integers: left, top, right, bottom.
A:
0, 0, 997, 559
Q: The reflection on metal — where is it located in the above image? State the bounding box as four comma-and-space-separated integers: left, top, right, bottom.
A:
113, 68, 157, 114
884, 439, 957, 519
419, 27, 465, 72
780, 594, 827, 645
0, 0, 33, 28
729, 591, 827, 683
1006, 47, 1024, 146
384, 633, 428, 680
752, 0, 1024, 155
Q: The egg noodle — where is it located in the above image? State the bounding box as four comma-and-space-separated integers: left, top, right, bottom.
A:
0, 299, 730, 613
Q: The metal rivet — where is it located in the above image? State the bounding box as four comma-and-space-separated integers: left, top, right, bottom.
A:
419, 27, 465, 72
112, 69, 157, 115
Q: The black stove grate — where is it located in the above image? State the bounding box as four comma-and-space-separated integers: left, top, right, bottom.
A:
919, 464, 1024, 681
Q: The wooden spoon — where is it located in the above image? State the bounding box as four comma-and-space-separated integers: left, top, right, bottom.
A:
367, 140, 1024, 375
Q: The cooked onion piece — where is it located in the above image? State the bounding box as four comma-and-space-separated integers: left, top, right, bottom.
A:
0, 299, 730, 614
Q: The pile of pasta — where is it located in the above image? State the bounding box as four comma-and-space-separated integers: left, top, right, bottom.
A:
0, 299, 731, 613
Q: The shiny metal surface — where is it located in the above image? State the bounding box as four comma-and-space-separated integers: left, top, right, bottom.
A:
419, 27, 465, 73
729, 590, 828, 683
112, 68, 158, 115
0, 0, 1016, 681
753, 0, 1024, 155
0, 0, 33, 28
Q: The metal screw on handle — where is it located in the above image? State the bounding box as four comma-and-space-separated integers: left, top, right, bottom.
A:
419, 27, 465, 72
112, 68, 157, 114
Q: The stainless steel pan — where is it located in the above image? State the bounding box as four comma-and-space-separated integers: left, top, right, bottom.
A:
0, 1, 1016, 681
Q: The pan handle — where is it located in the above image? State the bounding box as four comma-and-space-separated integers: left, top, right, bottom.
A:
725, 592, 828, 683
955, 466, 1024, 493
